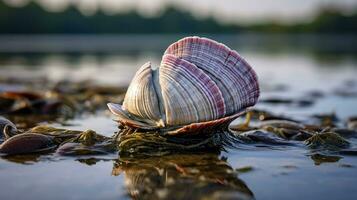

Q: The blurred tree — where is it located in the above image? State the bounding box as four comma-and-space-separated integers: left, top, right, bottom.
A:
0, 1, 355, 34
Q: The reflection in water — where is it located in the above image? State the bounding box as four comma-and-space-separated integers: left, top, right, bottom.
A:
113, 130, 255, 199
113, 153, 254, 200
310, 153, 342, 165
0, 154, 42, 164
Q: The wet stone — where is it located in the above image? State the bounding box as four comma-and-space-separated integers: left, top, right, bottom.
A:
0, 133, 55, 155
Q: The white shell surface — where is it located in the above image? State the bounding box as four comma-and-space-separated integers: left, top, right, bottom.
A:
122, 62, 161, 123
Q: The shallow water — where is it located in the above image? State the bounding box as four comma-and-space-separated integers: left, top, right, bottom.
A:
0, 35, 357, 200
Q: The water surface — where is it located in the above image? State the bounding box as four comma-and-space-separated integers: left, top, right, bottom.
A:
0, 35, 357, 200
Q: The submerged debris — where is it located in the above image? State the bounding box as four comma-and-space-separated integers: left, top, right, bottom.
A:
56, 141, 116, 156
260, 97, 314, 107
117, 130, 224, 156
347, 116, 357, 131
305, 132, 350, 150
0, 77, 357, 197
0, 91, 63, 115
0, 118, 115, 156
0, 81, 126, 129
56, 130, 116, 156
231, 112, 311, 141
244, 109, 300, 122
236, 166, 254, 173
259, 120, 305, 130
312, 112, 339, 127
239, 130, 295, 145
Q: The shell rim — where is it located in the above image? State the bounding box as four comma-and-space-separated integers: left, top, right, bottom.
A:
108, 102, 250, 134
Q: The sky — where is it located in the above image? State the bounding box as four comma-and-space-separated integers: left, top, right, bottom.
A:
4, 0, 357, 24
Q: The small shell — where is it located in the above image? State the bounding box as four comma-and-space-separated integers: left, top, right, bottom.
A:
108, 36, 259, 134
0, 116, 17, 141
0, 133, 55, 155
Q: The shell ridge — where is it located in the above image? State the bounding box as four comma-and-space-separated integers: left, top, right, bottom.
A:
231, 53, 257, 108
161, 55, 203, 124
226, 54, 247, 110
165, 36, 259, 114
164, 54, 220, 117
165, 38, 239, 114
178, 60, 221, 120
160, 54, 226, 125
173, 54, 226, 118
227, 51, 260, 107
122, 62, 162, 124
160, 68, 199, 125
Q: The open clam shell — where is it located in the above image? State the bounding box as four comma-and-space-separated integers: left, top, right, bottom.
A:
108, 36, 259, 134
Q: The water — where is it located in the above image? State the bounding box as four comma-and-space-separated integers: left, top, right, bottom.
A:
0, 35, 357, 200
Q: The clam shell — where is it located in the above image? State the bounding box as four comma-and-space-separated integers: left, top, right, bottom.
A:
0, 116, 17, 141
0, 133, 55, 155
108, 36, 259, 134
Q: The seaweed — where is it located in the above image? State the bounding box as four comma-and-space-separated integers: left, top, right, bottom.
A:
305, 132, 350, 151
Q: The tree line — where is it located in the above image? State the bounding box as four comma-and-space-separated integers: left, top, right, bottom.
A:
0, 1, 355, 34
